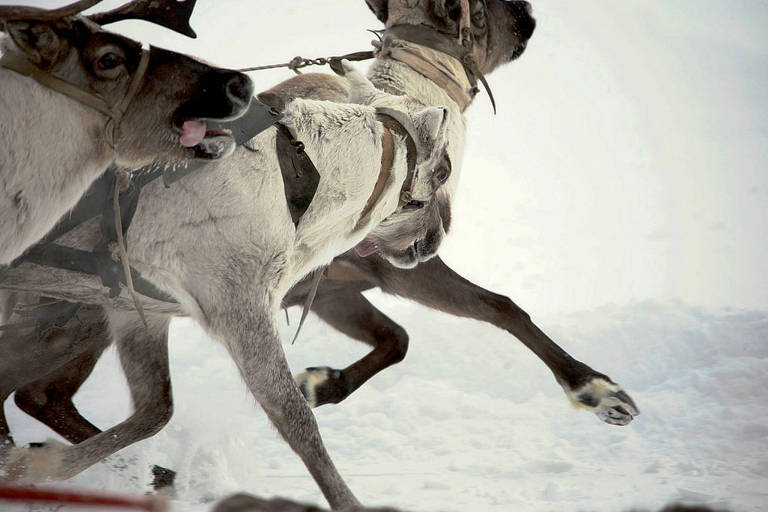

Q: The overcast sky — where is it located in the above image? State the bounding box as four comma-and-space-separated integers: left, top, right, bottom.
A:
20, 0, 768, 315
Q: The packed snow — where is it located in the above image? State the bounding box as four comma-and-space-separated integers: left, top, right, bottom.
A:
3, 0, 767, 511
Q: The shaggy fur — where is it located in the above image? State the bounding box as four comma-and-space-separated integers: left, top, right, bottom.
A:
0, 63, 449, 511
0, 17, 252, 264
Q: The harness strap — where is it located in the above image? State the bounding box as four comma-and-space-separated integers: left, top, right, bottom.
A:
0, 49, 151, 146
17, 243, 176, 304
357, 125, 395, 223
290, 266, 325, 345
383, 24, 496, 114
106, 49, 150, 146
384, 43, 473, 111
6, 99, 281, 320
275, 123, 321, 226
355, 109, 419, 230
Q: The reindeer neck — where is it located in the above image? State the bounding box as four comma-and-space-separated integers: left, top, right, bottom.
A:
280, 104, 409, 236
0, 70, 112, 263
367, 37, 474, 112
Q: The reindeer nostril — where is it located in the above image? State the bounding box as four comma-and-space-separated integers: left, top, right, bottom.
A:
225, 73, 254, 106
512, 2, 536, 41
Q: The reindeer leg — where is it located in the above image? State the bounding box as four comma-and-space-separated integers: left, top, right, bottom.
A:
333, 254, 638, 425
3, 310, 173, 481
208, 300, 359, 511
13, 309, 110, 444
294, 286, 408, 407
0, 302, 105, 464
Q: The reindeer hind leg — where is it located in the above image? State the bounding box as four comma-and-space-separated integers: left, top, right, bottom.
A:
294, 284, 408, 407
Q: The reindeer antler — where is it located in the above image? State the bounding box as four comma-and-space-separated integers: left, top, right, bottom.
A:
88, 0, 198, 38
0, 0, 102, 21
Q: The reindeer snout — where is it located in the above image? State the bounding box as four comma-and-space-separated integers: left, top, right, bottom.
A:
509, 1, 536, 42
414, 234, 441, 261
224, 72, 254, 112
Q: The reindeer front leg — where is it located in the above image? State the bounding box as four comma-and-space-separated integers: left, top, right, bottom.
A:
3, 310, 173, 481
206, 298, 359, 511
342, 254, 639, 425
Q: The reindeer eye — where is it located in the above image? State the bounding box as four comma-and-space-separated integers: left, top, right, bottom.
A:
434, 167, 451, 184
97, 52, 122, 70
473, 7, 486, 23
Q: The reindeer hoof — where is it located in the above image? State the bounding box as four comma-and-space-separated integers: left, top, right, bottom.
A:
2, 439, 67, 482
567, 378, 639, 426
294, 366, 349, 407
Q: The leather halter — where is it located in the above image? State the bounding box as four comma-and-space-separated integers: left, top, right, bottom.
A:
0, 47, 151, 147
380, 23, 496, 114
356, 107, 421, 226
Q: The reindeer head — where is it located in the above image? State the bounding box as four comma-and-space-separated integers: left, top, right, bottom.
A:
343, 61, 451, 268
0, 0, 253, 167
365, 0, 536, 73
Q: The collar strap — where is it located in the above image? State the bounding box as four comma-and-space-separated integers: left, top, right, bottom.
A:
356, 109, 419, 225
383, 23, 496, 114
0, 48, 150, 147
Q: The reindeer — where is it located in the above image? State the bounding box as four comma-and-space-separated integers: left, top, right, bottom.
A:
253, 0, 636, 424
2, 0, 634, 500
0, 62, 451, 511
0, 0, 253, 265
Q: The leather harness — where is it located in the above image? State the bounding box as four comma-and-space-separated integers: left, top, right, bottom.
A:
381, 23, 496, 114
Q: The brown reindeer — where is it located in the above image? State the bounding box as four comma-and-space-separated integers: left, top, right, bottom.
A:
265, 0, 637, 425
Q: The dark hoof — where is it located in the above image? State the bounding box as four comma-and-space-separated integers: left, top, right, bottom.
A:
294, 366, 349, 407
151, 464, 176, 494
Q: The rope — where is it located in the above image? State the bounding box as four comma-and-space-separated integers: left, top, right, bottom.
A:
113, 170, 149, 330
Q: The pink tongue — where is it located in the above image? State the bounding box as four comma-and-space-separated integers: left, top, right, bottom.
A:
180, 120, 206, 147
354, 239, 378, 258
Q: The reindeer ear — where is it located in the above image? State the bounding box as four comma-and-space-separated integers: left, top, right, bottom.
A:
414, 106, 448, 145
344, 60, 385, 105
5, 20, 61, 68
365, 0, 388, 23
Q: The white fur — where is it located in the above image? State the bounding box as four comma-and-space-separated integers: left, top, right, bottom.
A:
0, 65, 113, 264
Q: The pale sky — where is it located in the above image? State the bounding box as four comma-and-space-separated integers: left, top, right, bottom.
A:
20, 0, 768, 315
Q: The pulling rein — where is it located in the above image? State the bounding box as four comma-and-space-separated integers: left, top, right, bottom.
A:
236, 1, 496, 114
0, 48, 151, 147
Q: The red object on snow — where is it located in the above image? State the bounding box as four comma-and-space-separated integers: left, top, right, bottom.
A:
0, 484, 167, 511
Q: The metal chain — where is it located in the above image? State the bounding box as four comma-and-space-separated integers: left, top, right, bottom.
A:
238, 56, 334, 75
237, 48, 376, 75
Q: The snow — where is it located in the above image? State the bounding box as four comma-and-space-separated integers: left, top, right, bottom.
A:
3, 1, 768, 511
6, 301, 768, 511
